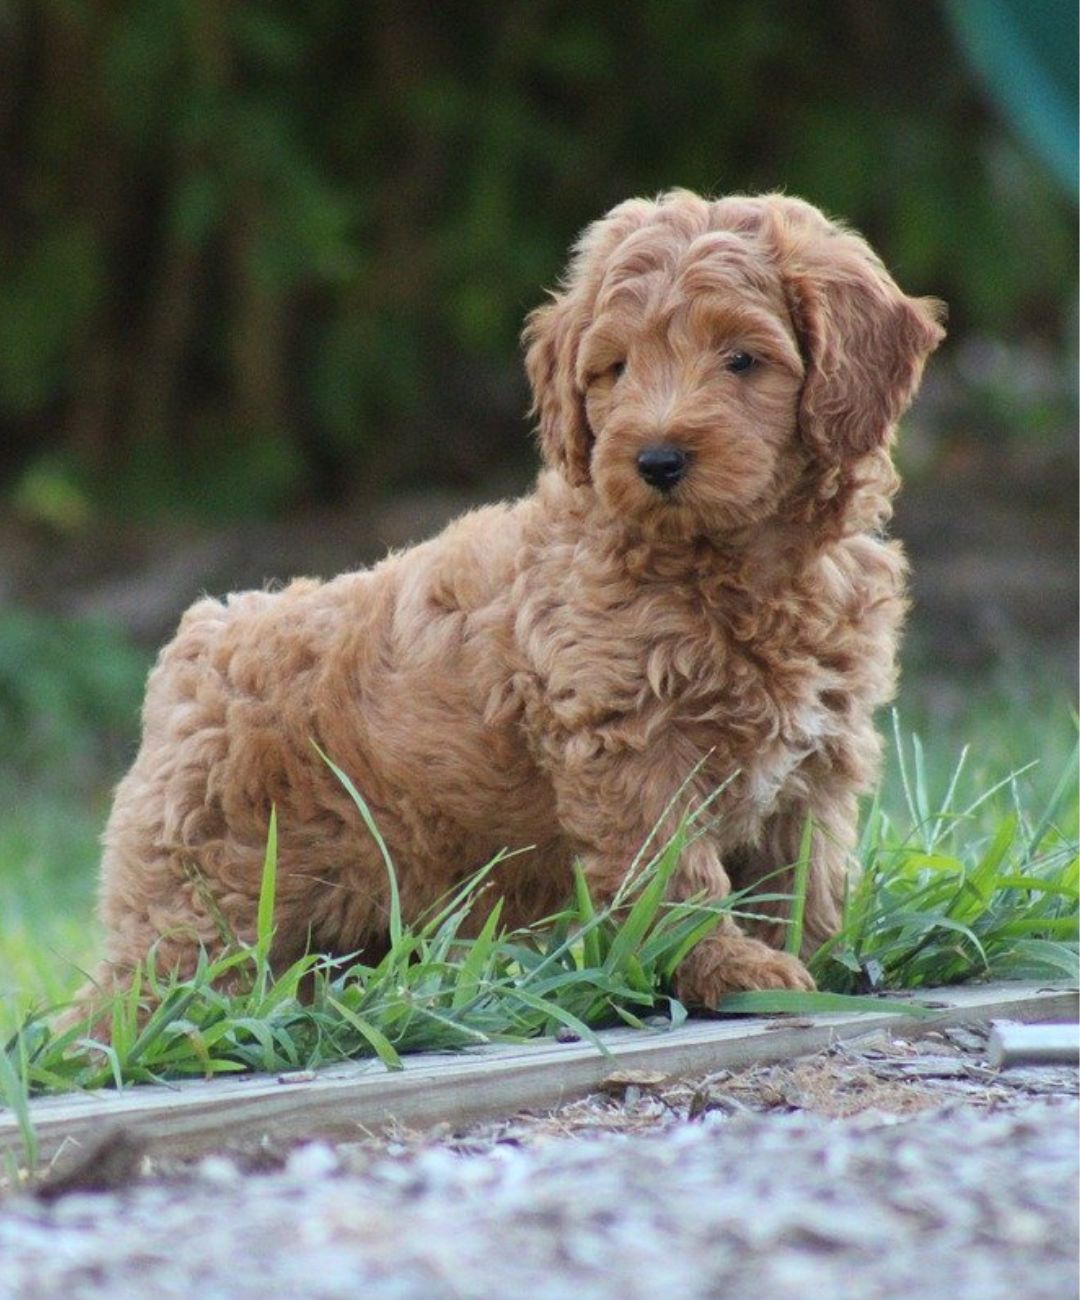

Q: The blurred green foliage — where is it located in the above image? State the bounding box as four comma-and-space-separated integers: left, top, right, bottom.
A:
0, 609, 147, 968
0, 610, 148, 780
0, 0, 1075, 520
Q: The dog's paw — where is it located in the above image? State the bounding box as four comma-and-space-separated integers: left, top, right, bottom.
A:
675, 932, 815, 1007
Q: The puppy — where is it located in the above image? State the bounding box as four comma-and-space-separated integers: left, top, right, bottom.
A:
86, 191, 944, 1013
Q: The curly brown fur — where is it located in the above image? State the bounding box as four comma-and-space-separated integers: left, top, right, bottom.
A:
82, 191, 944, 1017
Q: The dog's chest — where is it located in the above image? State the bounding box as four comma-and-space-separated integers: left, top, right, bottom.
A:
511, 525, 902, 841
689, 605, 850, 822
524, 568, 850, 773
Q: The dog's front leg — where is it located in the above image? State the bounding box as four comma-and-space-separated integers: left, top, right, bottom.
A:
669, 834, 817, 1003
728, 791, 857, 960
547, 747, 815, 1004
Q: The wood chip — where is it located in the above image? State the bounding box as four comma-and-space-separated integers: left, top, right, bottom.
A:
597, 1070, 669, 1095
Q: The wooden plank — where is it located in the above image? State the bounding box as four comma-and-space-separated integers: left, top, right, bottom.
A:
3, 982, 1075, 1175
988, 1021, 1080, 1067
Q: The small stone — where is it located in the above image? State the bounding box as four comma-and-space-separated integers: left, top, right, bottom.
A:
196, 1155, 241, 1186
285, 1141, 340, 1180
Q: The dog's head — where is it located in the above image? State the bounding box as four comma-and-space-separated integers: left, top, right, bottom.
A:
524, 191, 944, 537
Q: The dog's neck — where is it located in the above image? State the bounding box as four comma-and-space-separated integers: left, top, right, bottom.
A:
602, 514, 815, 595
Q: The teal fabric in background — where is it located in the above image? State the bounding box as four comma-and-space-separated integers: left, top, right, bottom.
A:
946, 0, 1079, 195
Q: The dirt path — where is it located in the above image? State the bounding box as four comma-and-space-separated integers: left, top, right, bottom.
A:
1, 1024, 1076, 1299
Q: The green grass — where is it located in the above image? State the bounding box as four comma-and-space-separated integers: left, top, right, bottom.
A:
811, 714, 1078, 992
1, 678, 1077, 1179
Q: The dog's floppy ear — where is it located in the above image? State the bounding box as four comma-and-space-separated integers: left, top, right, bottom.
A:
524, 197, 658, 486
522, 291, 592, 486
770, 200, 946, 463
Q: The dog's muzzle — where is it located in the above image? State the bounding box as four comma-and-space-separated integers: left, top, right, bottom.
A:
636, 444, 688, 492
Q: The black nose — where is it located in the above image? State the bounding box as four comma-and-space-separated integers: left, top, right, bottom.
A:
636, 444, 688, 492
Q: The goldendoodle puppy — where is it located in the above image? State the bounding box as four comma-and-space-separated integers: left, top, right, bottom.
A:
86, 191, 944, 1012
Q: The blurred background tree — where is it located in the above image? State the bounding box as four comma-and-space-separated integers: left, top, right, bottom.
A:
0, 0, 1074, 522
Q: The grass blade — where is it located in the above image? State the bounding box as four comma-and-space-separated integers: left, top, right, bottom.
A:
508, 987, 612, 1056
256, 805, 278, 963
785, 817, 813, 956
316, 745, 403, 950
1026, 734, 1080, 858
715, 990, 936, 1017
573, 865, 604, 970
449, 900, 504, 1011
0, 1035, 37, 1174
327, 997, 403, 1069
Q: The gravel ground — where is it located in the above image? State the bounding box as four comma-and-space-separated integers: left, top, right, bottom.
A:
1, 1028, 1076, 1300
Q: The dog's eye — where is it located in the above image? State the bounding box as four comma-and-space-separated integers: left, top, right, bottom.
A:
586, 361, 624, 388
726, 352, 756, 374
